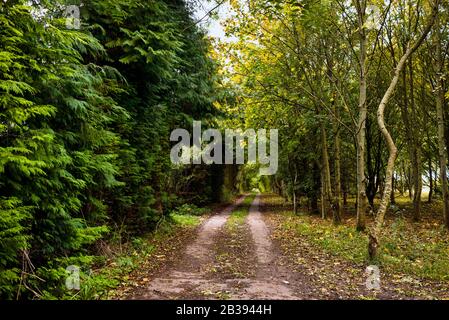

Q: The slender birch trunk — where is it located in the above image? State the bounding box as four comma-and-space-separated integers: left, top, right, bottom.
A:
354, 0, 368, 231
435, 15, 449, 228
368, 2, 439, 259
321, 122, 334, 220
333, 99, 343, 224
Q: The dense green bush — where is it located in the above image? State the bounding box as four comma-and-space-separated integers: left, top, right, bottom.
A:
0, 0, 222, 299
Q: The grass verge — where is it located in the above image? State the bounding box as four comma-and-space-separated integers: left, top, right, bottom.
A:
64, 212, 202, 300
275, 196, 449, 281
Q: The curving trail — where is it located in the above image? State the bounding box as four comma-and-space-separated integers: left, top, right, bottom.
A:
127, 194, 310, 300
125, 193, 449, 300
129, 195, 247, 299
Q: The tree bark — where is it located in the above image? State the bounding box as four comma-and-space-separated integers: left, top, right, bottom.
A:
293, 168, 298, 214
321, 122, 334, 220
390, 174, 396, 204
428, 157, 433, 203
435, 14, 449, 228
354, 0, 368, 231
409, 59, 423, 221
445, 107, 449, 166
399, 57, 422, 221
321, 170, 326, 219
333, 98, 343, 224
368, 2, 439, 259
310, 161, 320, 214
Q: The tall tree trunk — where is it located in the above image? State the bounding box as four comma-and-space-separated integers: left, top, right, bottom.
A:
445, 107, 449, 165
311, 161, 320, 214
355, 0, 368, 231
409, 59, 422, 221
293, 190, 297, 214
366, 120, 383, 209
407, 167, 413, 199
321, 169, 326, 219
400, 58, 422, 221
333, 100, 343, 224
428, 157, 433, 204
399, 165, 405, 196
435, 15, 449, 228
342, 164, 348, 206
390, 174, 396, 204
366, 117, 375, 208
368, 3, 439, 259
321, 122, 334, 220
293, 168, 298, 214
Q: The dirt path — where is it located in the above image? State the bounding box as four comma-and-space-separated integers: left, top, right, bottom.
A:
128, 194, 311, 300
129, 195, 246, 299
263, 194, 449, 299
124, 193, 449, 300
242, 194, 309, 299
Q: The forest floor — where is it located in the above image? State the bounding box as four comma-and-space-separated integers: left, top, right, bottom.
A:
114, 194, 449, 300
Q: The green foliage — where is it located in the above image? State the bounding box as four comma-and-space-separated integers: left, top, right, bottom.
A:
170, 213, 201, 227
283, 213, 449, 281
171, 204, 208, 216
0, 198, 30, 298
70, 209, 201, 300
82, 0, 221, 232
282, 214, 369, 264
0, 0, 221, 299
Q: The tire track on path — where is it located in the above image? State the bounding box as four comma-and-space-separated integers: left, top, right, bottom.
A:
129, 195, 247, 299
129, 194, 312, 300
242, 194, 300, 300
